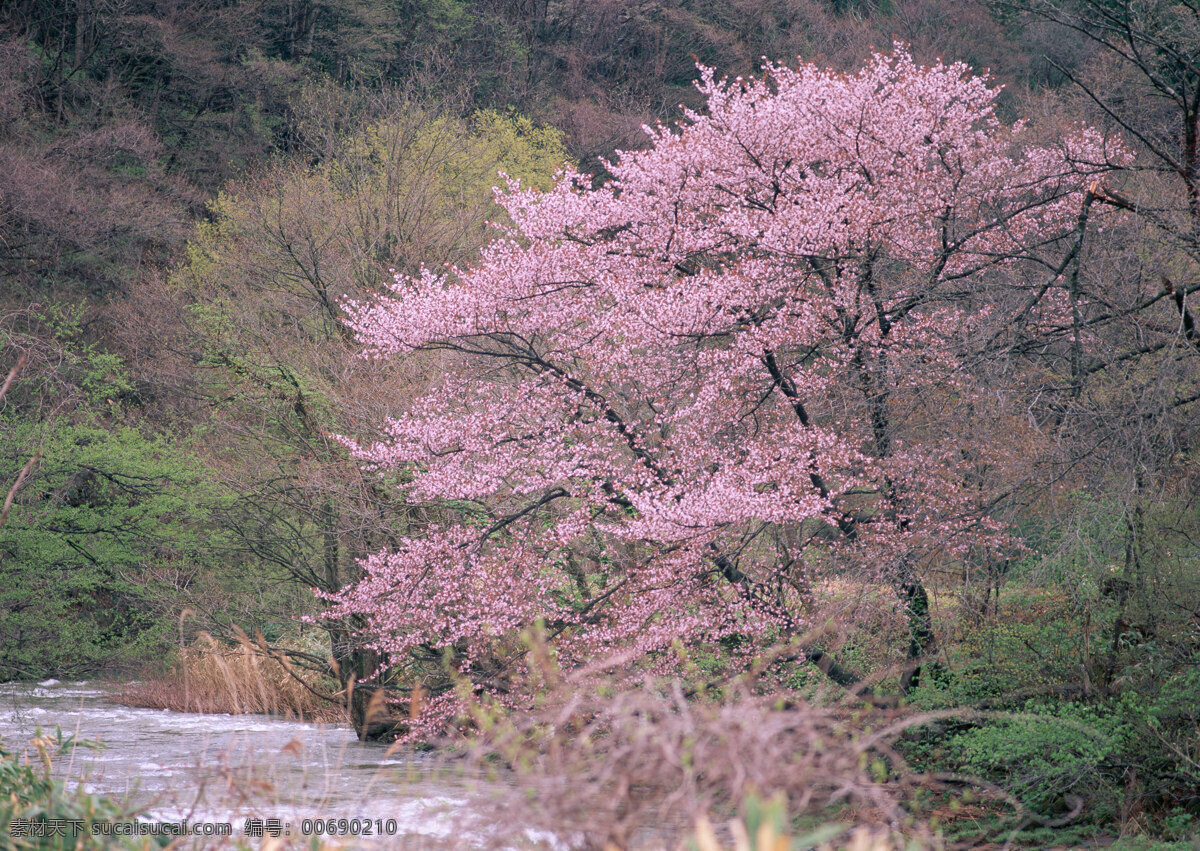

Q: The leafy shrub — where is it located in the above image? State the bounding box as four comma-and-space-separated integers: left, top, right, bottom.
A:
943, 702, 1115, 815
934, 671, 1200, 832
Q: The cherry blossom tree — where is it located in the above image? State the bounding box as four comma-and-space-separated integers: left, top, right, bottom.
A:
324, 46, 1124, 737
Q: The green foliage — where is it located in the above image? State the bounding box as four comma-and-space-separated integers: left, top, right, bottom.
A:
0, 419, 224, 678
468, 109, 567, 191
913, 597, 1087, 706
1, 308, 228, 679
19, 303, 136, 409
165, 101, 568, 587
945, 703, 1115, 812
923, 670, 1200, 832
893, 548, 1199, 843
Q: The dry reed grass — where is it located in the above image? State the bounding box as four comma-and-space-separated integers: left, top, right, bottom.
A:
453, 675, 945, 850
117, 633, 343, 722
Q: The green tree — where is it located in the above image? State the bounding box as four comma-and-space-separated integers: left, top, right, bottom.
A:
124, 104, 566, 735
0, 306, 223, 678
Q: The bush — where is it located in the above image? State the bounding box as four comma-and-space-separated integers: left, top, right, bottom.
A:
942, 702, 1115, 815
931, 672, 1200, 834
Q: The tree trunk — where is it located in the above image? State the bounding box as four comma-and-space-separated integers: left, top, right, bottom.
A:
898, 577, 941, 694
332, 633, 394, 740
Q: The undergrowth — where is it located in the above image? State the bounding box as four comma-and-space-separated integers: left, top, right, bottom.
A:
0, 728, 155, 850
116, 633, 342, 722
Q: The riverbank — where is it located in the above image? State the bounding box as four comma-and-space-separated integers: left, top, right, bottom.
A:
113, 636, 345, 724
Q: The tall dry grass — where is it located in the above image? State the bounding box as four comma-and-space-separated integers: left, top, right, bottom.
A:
117, 633, 343, 721
449, 671, 949, 850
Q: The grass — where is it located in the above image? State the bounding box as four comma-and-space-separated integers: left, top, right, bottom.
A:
77, 571, 1198, 848
116, 634, 343, 722
1, 728, 152, 850
795, 572, 1200, 848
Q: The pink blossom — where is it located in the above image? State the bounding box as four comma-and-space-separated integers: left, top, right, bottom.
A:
325, 46, 1127, 740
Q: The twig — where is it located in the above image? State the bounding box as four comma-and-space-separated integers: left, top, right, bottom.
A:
1, 451, 40, 529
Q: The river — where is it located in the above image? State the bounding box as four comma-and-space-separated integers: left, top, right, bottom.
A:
0, 680, 487, 847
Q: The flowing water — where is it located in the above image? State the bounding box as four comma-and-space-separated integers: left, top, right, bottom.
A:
0, 680, 483, 847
